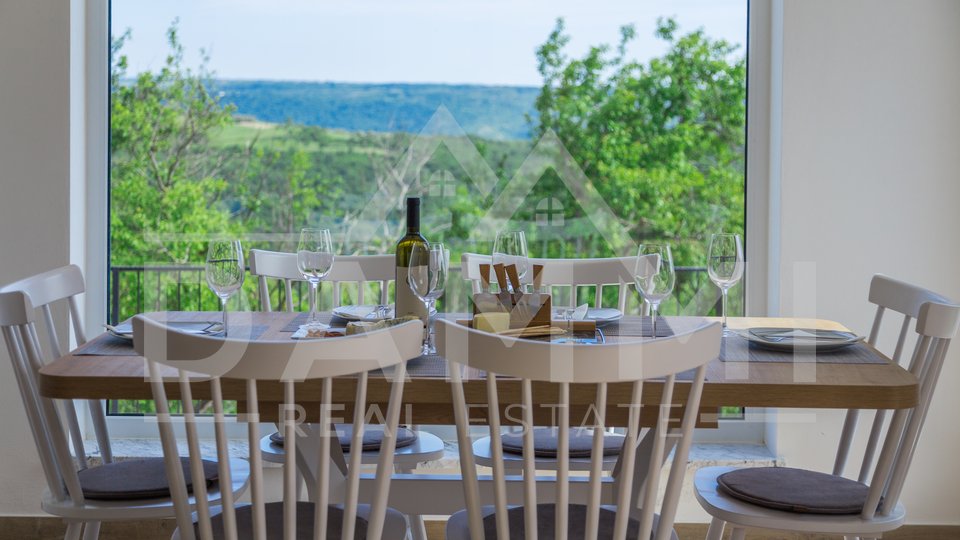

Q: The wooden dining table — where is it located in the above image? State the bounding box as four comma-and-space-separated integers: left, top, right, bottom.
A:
36, 311, 918, 515
38, 311, 918, 423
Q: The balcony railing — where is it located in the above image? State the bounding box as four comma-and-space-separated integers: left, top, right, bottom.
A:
106, 263, 725, 415
108, 264, 721, 325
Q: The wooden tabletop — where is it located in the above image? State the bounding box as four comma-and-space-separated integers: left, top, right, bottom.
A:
38, 312, 918, 426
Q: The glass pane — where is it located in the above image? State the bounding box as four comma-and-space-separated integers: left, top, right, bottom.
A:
108, 1, 747, 415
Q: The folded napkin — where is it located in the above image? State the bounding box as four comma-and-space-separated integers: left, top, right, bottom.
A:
555, 304, 590, 320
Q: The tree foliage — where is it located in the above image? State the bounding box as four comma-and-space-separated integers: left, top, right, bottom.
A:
110, 25, 239, 266
531, 17, 746, 264
109, 18, 745, 318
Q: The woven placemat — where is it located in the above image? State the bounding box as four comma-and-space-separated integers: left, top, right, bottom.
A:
719, 333, 887, 364
73, 334, 138, 356
281, 312, 340, 332
75, 325, 270, 356
601, 316, 674, 338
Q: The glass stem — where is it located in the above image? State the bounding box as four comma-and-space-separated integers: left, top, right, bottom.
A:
721, 288, 729, 330
426, 298, 437, 353
221, 297, 228, 338
651, 303, 658, 338
309, 282, 319, 325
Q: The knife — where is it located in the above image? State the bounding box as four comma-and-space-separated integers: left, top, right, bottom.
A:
479, 263, 491, 293
505, 264, 522, 295
492, 263, 512, 306
532, 264, 544, 292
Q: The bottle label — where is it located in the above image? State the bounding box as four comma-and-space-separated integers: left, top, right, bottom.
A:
395, 265, 429, 324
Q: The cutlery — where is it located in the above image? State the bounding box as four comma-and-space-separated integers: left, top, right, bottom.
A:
492, 263, 512, 306
496, 325, 566, 337
479, 263, 491, 292
364, 305, 390, 319
103, 323, 130, 335
532, 264, 544, 292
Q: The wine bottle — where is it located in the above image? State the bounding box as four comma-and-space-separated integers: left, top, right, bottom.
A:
395, 197, 429, 324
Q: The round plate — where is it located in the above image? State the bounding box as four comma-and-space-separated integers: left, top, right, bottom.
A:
741, 327, 863, 353
332, 305, 437, 322
551, 307, 623, 326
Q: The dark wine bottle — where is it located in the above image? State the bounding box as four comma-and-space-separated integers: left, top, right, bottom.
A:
395, 197, 429, 324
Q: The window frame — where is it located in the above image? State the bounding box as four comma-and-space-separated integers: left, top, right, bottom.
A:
81, 0, 776, 445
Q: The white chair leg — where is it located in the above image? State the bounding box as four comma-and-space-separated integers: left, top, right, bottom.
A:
63, 522, 83, 540
81, 522, 101, 540
729, 526, 747, 540
705, 517, 725, 540
398, 464, 428, 540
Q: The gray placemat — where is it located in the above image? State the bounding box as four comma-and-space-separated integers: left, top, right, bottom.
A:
281, 312, 338, 332
394, 354, 699, 381
73, 334, 137, 356
602, 316, 674, 338
719, 333, 887, 364
74, 325, 270, 356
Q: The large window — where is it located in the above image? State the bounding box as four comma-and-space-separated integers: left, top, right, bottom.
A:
107, 1, 748, 416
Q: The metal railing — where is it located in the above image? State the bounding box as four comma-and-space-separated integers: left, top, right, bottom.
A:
106, 263, 724, 415
109, 264, 719, 323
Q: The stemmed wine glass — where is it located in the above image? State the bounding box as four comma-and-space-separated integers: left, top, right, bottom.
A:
707, 233, 744, 335
492, 231, 529, 290
205, 240, 245, 337
296, 228, 335, 327
634, 244, 676, 338
407, 242, 449, 354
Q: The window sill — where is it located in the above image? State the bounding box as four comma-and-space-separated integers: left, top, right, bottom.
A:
85, 439, 781, 471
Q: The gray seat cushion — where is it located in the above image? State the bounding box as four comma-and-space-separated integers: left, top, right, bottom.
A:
197, 501, 407, 540
78, 457, 218, 501
446, 504, 678, 540
717, 467, 877, 515
500, 428, 624, 458
269, 425, 418, 452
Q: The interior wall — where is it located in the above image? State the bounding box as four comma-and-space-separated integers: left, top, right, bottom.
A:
0, 1, 72, 515
769, 0, 960, 525
0, 0, 958, 526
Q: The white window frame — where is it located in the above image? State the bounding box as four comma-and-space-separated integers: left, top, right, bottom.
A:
79, 0, 778, 445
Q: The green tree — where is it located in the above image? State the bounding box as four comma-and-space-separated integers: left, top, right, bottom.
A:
530, 17, 746, 265
110, 24, 239, 266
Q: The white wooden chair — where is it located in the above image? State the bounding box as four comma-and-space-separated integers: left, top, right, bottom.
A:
461, 253, 650, 473
249, 249, 445, 539
461, 252, 638, 311
694, 274, 960, 540
436, 317, 721, 540
0, 265, 112, 468
134, 314, 424, 540
0, 288, 249, 540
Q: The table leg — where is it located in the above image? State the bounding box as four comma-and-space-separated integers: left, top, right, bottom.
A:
611, 426, 679, 521
292, 423, 348, 504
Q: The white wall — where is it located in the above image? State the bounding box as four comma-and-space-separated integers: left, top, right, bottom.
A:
769, 0, 960, 525
0, 0, 958, 525
0, 1, 72, 515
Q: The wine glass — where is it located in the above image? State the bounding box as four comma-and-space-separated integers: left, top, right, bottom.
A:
297, 228, 335, 327
634, 244, 675, 338
707, 233, 744, 335
205, 240, 245, 337
492, 230, 529, 290
407, 242, 449, 354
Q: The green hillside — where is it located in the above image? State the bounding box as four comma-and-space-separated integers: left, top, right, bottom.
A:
214, 80, 539, 141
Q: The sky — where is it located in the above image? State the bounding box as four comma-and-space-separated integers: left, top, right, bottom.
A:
111, 0, 747, 87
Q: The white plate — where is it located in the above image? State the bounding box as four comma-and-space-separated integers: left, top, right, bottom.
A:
332, 305, 394, 321
741, 327, 863, 352
291, 324, 346, 340
552, 307, 623, 326
332, 305, 437, 322
106, 321, 223, 341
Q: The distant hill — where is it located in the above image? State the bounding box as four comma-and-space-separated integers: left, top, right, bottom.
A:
214, 80, 540, 140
